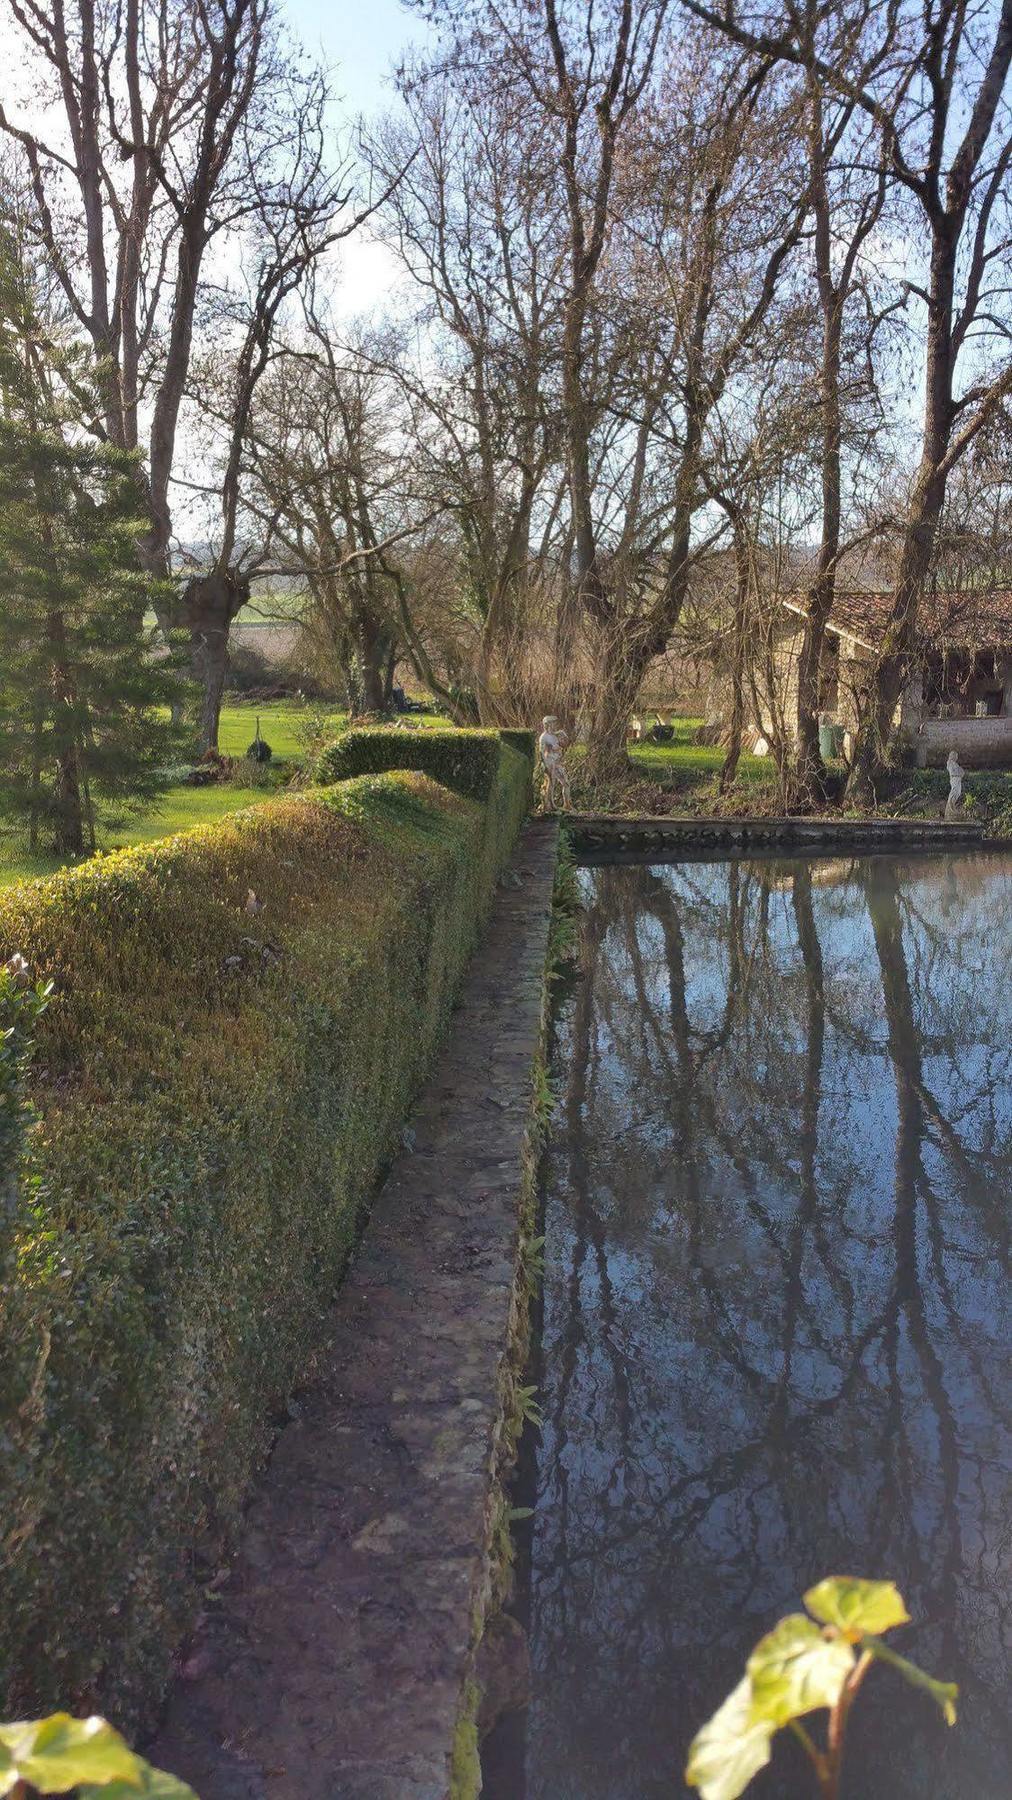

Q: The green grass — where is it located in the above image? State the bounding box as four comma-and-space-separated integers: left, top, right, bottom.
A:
0, 700, 451, 889
628, 716, 773, 785
215, 701, 346, 761
214, 700, 450, 760
0, 783, 286, 887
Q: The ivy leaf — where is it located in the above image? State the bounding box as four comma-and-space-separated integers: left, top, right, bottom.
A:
81, 1759, 200, 1799
685, 1677, 774, 1800
0, 1740, 17, 1799
0, 1714, 143, 1792
804, 1577, 910, 1642
747, 1614, 855, 1725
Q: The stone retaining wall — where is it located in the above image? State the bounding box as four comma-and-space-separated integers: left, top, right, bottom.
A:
149, 820, 559, 1800
568, 813, 986, 857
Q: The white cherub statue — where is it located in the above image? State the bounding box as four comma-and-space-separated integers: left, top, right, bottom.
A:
945, 748, 965, 820
538, 714, 572, 811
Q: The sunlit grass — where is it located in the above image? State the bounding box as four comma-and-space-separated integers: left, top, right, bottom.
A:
628, 716, 773, 784
215, 701, 346, 761
0, 700, 451, 888
0, 783, 286, 888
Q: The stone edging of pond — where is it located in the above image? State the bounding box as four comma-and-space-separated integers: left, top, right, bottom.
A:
567, 812, 989, 855
148, 816, 560, 1800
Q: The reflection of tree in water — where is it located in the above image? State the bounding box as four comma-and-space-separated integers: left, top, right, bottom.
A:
524, 856, 1012, 1800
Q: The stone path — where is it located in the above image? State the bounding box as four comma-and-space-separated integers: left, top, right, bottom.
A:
149, 818, 558, 1800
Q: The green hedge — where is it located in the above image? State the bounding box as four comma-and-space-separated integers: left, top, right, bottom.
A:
498, 729, 536, 762
315, 727, 507, 800
0, 745, 529, 1727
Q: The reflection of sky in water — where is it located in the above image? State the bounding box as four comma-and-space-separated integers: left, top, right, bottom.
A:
515, 855, 1012, 1800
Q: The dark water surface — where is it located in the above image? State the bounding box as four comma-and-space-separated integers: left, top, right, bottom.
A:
490, 854, 1011, 1800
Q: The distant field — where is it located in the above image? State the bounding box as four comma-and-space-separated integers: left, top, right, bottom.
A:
143, 590, 305, 631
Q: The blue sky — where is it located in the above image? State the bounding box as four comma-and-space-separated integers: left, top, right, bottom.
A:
281, 0, 434, 316
285, 0, 430, 112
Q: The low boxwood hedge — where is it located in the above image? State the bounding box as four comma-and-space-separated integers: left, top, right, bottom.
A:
497, 729, 536, 762
0, 745, 529, 1727
315, 726, 507, 800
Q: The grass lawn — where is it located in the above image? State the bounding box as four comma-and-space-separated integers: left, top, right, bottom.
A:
215, 701, 347, 762
0, 781, 288, 888
0, 700, 448, 889
628, 716, 773, 788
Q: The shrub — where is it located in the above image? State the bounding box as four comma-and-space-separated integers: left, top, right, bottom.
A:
0, 745, 529, 1728
315, 726, 506, 801
498, 729, 536, 762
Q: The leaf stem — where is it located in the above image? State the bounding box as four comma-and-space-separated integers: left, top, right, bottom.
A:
858, 1635, 958, 1723
823, 1649, 873, 1800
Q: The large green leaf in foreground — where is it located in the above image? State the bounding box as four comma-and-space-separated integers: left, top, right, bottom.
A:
684, 1677, 774, 1800
747, 1613, 855, 1726
0, 1713, 197, 1799
685, 1576, 957, 1800
0, 1715, 141, 1794
804, 1576, 910, 1641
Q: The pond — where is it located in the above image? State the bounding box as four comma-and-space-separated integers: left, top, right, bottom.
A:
486, 854, 1011, 1800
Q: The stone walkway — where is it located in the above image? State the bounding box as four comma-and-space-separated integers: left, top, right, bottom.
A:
149, 819, 558, 1800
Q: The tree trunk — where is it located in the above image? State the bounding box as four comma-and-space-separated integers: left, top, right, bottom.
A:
789, 74, 851, 813
183, 568, 250, 755
719, 532, 750, 793
135, 511, 187, 727
355, 611, 389, 714
845, 464, 946, 804
46, 609, 84, 856
581, 628, 647, 785
790, 309, 843, 809
383, 643, 397, 709
846, 221, 959, 802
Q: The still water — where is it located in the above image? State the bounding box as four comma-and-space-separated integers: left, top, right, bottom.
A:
492, 855, 1011, 1800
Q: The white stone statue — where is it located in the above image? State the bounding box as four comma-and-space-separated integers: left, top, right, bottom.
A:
945, 749, 965, 819
538, 715, 572, 811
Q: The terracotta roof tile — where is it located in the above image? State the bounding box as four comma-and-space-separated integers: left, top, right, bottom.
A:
787, 589, 1012, 648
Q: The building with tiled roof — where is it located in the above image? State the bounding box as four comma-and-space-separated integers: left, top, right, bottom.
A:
765, 588, 1012, 768
783, 588, 1012, 652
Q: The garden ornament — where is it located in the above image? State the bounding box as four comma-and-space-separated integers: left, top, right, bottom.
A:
945, 749, 965, 819
539, 715, 572, 811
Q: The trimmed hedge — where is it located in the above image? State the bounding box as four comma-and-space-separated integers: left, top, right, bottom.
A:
315, 726, 508, 800
498, 729, 536, 762
0, 744, 529, 1726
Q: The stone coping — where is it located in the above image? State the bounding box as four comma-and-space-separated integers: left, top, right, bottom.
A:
567, 813, 988, 856
148, 819, 559, 1800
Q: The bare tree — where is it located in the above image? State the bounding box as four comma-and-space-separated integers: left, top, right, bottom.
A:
365, 50, 570, 721
682, 0, 1012, 799
243, 317, 435, 712
0, 0, 362, 745
414, 5, 811, 774
786, 12, 895, 806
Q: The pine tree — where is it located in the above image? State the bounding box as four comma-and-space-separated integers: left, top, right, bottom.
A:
0, 220, 182, 858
